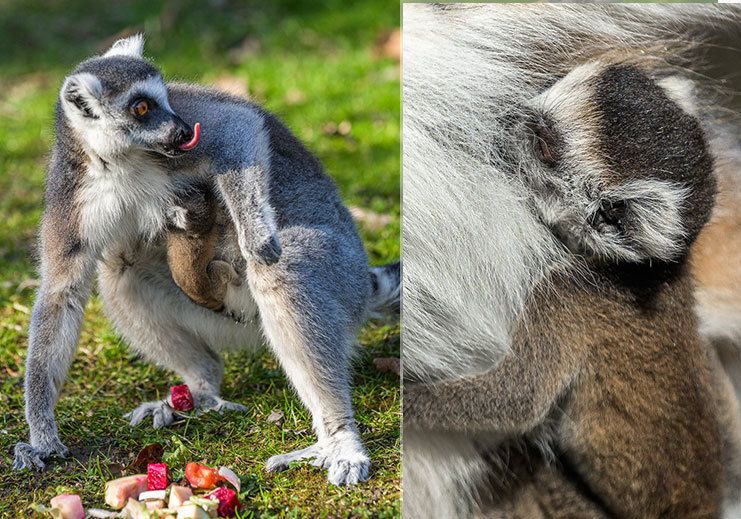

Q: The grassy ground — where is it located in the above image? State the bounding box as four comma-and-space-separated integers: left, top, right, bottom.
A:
0, 1, 400, 517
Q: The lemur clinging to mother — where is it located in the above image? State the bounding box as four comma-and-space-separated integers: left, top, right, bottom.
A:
406, 60, 738, 517
402, 4, 741, 518
13, 35, 400, 487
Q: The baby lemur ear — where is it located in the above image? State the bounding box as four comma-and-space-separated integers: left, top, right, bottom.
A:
103, 33, 145, 58
589, 179, 689, 263
60, 73, 103, 120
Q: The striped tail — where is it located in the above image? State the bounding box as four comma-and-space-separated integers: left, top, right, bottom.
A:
369, 261, 401, 318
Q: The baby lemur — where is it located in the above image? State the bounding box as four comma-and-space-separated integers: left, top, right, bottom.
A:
405, 61, 739, 517
166, 181, 239, 312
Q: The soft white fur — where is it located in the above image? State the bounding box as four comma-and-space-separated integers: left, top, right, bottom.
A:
104, 34, 145, 59
402, 4, 738, 517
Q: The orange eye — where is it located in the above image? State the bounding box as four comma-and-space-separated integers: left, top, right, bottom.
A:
131, 100, 149, 117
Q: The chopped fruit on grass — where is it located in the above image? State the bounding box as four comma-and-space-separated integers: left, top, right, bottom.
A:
104, 474, 148, 509
145, 499, 167, 511
188, 496, 218, 517
139, 490, 167, 501
207, 487, 240, 517
176, 503, 211, 519
185, 462, 219, 489
217, 466, 241, 492
123, 497, 150, 519
49, 494, 85, 519
169, 485, 193, 509
170, 384, 195, 411
148, 462, 170, 490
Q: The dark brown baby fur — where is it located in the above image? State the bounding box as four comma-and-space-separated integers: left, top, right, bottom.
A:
406, 261, 727, 517
166, 183, 239, 311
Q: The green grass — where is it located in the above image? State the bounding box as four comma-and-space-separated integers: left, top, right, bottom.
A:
0, 1, 400, 516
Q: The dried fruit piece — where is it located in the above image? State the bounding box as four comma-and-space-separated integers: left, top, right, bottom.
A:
50, 494, 85, 519
169, 485, 193, 509
104, 474, 148, 509
207, 487, 240, 517
171, 384, 195, 411
185, 462, 219, 489
217, 466, 241, 492
148, 462, 169, 490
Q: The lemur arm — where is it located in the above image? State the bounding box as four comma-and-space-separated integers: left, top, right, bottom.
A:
403, 334, 580, 435
215, 161, 281, 266
14, 177, 96, 470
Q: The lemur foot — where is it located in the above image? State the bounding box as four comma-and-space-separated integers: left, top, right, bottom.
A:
191, 392, 249, 415
124, 400, 174, 429
265, 431, 370, 486
124, 392, 247, 428
265, 444, 321, 472
13, 438, 69, 471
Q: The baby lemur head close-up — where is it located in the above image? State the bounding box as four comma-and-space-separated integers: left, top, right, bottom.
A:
521, 61, 715, 266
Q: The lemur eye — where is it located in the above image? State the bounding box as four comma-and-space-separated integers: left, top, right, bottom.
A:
131, 99, 149, 117
528, 119, 561, 167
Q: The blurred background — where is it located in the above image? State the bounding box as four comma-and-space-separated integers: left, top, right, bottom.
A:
0, 0, 400, 516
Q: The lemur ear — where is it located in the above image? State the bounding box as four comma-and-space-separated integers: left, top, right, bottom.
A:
591, 179, 689, 262
61, 73, 103, 120
104, 34, 145, 58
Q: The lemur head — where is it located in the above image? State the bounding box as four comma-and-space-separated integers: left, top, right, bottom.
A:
59, 34, 198, 159
520, 61, 715, 264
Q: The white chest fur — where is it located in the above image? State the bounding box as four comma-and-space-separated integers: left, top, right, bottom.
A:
78, 157, 174, 253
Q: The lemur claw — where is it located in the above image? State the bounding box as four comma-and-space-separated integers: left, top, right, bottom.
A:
13, 439, 69, 471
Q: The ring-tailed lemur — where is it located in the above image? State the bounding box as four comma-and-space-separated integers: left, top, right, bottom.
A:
13, 35, 400, 487
402, 4, 741, 517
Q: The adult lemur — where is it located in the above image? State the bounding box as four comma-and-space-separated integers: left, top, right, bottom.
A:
13, 35, 400, 486
403, 4, 741, 518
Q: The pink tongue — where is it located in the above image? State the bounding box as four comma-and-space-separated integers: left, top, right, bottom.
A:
179, 122, 201, 151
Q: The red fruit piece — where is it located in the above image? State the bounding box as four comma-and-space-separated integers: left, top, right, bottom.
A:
171, 384, 194, 411
207, 486, 240, 517
147, 463, 169, 490
185, 462, 220, 489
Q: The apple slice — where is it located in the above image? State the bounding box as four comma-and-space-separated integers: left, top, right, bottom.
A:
49, 494, 85, 519
104, 474, 148, 509
169, 485, 193, 509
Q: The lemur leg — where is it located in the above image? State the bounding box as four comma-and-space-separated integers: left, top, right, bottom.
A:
99, 257, 247, 428
13, 239, 95, 471
247, 247, 369, 486
215, 165, 281, 265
